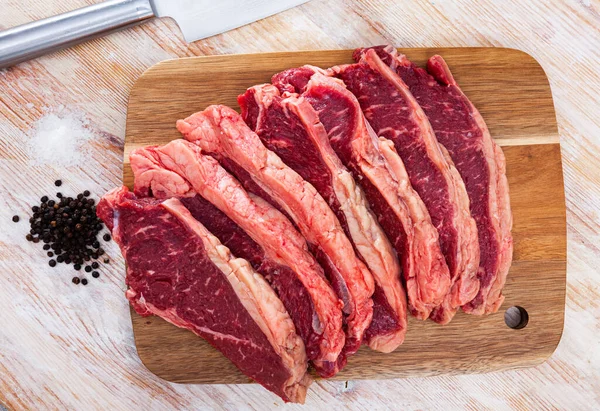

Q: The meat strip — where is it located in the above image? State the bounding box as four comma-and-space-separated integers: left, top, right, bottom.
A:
363, 45, 513, 315
178, 106, 374, 374
335, 48, 479, 322
130, 140, 345, 376
98, 187, 311, 403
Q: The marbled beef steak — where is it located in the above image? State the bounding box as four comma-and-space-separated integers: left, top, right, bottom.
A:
97, 187, 311, 403
271, 67, 412, 353
362, 46, 513, 317
178, 106, 375, 375
129, 140, 345, 378
336, 49, 480, 323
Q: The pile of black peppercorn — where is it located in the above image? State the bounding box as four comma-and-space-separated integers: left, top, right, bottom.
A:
15, 179, 112, 285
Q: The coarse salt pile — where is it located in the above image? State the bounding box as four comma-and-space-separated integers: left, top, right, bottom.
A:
27, 110, 94, 167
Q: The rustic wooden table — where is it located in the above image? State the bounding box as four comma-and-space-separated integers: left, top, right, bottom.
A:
1, 1, 598, 409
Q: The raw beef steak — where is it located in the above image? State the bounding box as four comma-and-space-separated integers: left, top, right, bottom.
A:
273, 68, 440, 350
130, 140, 345, 376
336, 48, 480, 323
363, 45, 513, 315
177, 106, 374, 373
97, 187, 310, 403
240, 81, 405, 352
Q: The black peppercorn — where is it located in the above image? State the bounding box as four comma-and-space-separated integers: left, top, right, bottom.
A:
72, 277, 80, 285
55, 180, 62, 187
103, 259, 109, 264
12, 215, 20, 222
81, 278, 88, 286
26, 187, 105, 277
92, 271, 99, 278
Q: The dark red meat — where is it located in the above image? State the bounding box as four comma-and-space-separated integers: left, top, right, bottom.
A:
178, 105, 374, 374
239, 86, 401, 354
272, 67, 411, 352
339, 49, 480, 323
363, 45, 513, 316
180, 195, 319, 359
130, 140, 345, 377
97, 187, 310, 403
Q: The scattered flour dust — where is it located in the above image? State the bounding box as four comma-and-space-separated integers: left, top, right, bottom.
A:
27, 108, 94, 167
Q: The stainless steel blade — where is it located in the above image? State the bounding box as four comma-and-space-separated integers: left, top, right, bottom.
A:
151, 0, 310, 42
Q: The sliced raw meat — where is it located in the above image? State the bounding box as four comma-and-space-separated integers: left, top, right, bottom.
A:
239, 81, 404, 352
273, 68, 446, 348
97, 187, 310, 403
130, 140, 345, 376
364, 46, 513, 315
177, 106, 374, 371
336, 48, 480, 324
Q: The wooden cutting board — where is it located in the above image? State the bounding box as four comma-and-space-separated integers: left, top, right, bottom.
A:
123, 48, 566, 383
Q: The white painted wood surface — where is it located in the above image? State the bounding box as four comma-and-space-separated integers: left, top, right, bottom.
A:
0, 0, 598, 409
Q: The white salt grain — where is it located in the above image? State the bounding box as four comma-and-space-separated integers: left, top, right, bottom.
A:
27, 110, 94, 167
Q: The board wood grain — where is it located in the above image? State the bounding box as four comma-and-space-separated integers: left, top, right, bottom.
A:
123, 48, 566, 384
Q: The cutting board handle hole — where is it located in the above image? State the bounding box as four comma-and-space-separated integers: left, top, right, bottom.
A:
504, 306, 529, 329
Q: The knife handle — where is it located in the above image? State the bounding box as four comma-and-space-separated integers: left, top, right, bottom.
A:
0, 0, 156, 69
